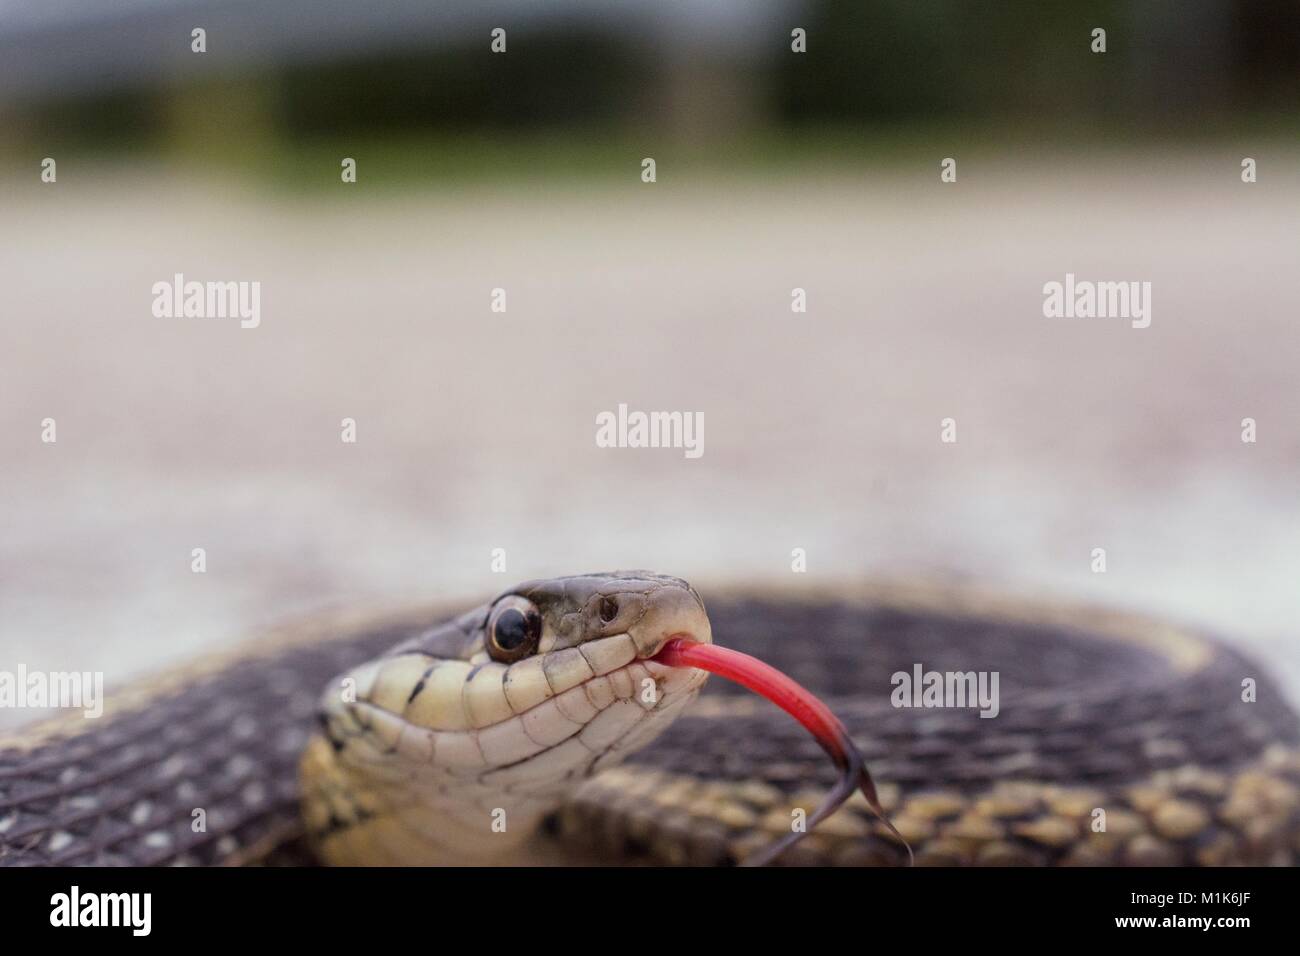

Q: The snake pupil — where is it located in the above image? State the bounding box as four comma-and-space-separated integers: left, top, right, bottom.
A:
599, 596, 619, 623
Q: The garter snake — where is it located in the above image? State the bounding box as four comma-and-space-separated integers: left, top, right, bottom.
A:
2, 571, 1298, 865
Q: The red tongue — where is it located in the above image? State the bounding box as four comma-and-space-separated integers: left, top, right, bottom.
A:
655, 638, 851, 761
654, 637, 912, 866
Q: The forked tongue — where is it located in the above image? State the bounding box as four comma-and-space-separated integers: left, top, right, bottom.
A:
654, 637, 913, 867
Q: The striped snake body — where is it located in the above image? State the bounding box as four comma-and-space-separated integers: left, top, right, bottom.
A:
3, 573, 1298, 866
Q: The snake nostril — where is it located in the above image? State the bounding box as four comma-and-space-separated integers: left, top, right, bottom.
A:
599, 596, 619, 624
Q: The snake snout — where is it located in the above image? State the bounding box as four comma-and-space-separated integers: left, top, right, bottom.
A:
626, 583, 713, 660
624, 584, 713, 699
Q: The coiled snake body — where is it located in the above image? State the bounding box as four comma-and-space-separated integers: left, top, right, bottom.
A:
3, 572, 1298, 866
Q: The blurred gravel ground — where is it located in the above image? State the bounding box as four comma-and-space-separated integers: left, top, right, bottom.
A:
2, 152, 1298, 727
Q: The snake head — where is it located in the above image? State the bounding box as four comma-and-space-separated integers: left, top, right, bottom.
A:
305, 572, 712, 862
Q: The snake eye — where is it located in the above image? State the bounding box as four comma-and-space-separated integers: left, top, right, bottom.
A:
598, 596, 620, 624
487, 598, 542, 663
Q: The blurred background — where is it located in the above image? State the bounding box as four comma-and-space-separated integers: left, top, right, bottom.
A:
2, 0, 1298, 724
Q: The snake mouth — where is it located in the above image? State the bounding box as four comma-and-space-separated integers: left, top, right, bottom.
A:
587, 581, 713, 699
637, 631, 711, 694
339, 629, 712, 784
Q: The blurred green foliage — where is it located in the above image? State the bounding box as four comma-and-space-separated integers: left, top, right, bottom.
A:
4, 0, 1297, 182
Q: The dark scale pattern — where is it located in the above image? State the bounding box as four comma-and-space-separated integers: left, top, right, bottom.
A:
634, 599, 1300, 795
3, 596, 1297, 866
0, 620, 410, 866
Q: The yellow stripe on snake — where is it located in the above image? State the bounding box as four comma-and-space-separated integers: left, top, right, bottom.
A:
3, 572, 1298, 865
